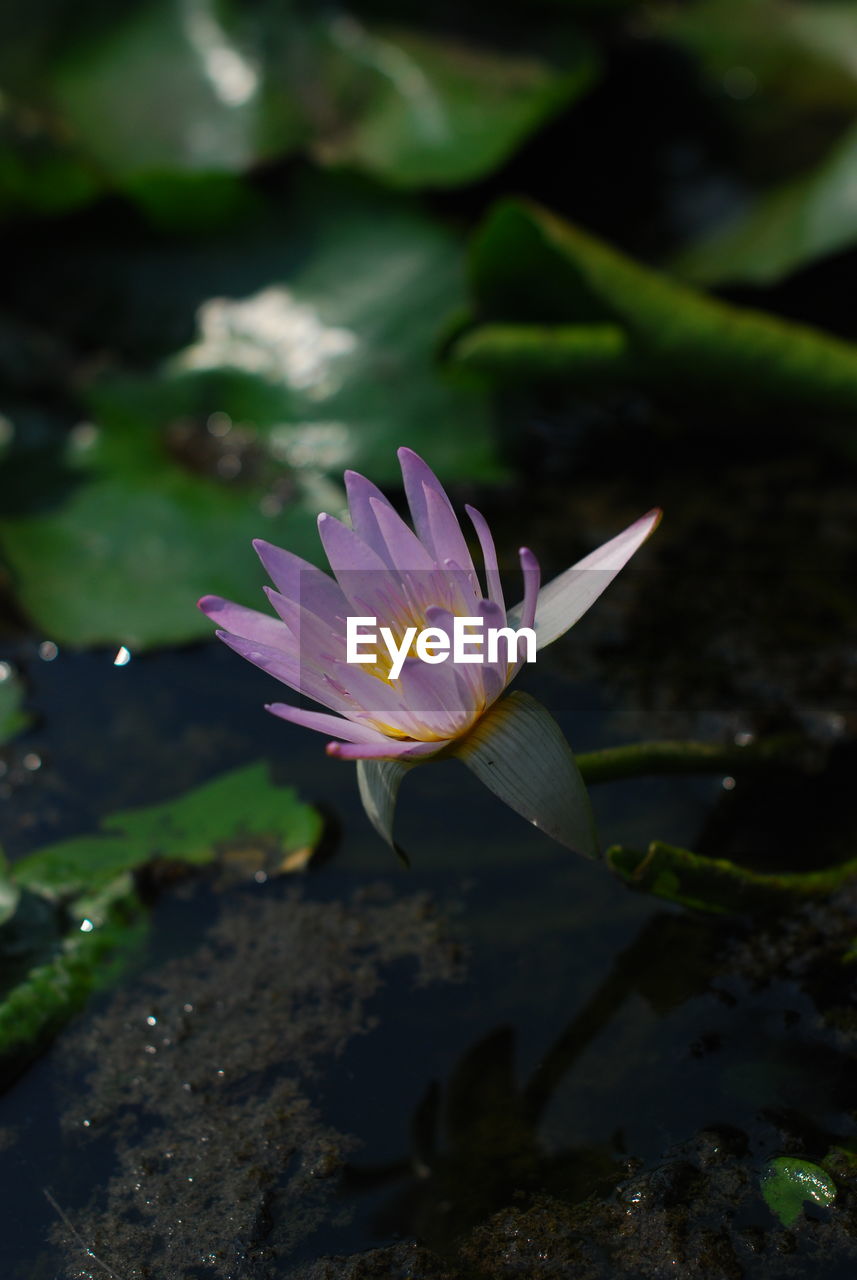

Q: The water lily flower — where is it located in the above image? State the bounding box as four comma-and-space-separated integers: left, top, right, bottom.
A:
199, 448, 660, 857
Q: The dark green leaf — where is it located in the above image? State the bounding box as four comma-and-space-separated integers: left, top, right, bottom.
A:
52, 0, 303, 179
3, 0, 596, 217
15, 762, 321, 895
2, 763, 321, 1062
102, 761, 322, 868
452, 199, 857, 421
311, 21, 596, 188
0, 178, 501, 646
674, 123, 857, 286
0, 417, 325, 649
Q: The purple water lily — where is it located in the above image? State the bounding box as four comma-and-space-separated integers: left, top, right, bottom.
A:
199, 448, 660, 855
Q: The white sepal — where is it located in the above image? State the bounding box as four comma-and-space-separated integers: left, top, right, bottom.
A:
454, 691, 598, 857
509, 508, 661, 649
356, 759, 414, 863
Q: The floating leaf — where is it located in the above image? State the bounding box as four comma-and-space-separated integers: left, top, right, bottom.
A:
0, 177, 501, 647
166, 176, 501, 486
311, 20, 597, 188
674, 123, 857, 286
0, 416, 325, 649
102, 762, 322, 868
761, 1157, 836, 1227
15, 762, 321, 896
52, 0, 301, 179
0, 874, 148, 1078
2, 763, 321, 1063
2, 0, 595, 218
607, 840, 857, 915
451, 199, 857, 421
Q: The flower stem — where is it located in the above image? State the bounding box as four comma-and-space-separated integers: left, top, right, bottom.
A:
576, 733, 807, 784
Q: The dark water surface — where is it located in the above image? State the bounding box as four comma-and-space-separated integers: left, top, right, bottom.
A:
2, 536, 857, 1279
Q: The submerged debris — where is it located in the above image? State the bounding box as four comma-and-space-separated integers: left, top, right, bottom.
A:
53, 883, 461, 1279
295, 1128, 857, 1280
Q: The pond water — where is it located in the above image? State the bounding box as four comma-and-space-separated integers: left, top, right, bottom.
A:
2, 2, 857, 1271
2, 456, 857, 1278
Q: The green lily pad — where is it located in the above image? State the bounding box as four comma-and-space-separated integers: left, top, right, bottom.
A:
2, 762, 321, 1063
102, 762, 322, 870
310, 21, 597, 188
674, 123, 857, 286
760, 1157, 836, 1227
3, 0, 594, 219
166, 176, 502, 486
0, 414, 325, 649
15, 762, 321, 896
451, 199, 857, 421
51, 0, 302, 180
0, 666, 31, 743
0, 177, 502, 647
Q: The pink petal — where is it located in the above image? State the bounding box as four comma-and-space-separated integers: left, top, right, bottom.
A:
517, 547, 541, 631
423, 603, 491, 709
396, 655, 475, 739
473, 598, 511, 701
369, 497, 436, 571
317, 512, 391, 577
324, 658, 427, 738
198, 595, 291, 650
344, 470, 398, 567
264, 586, 343, 658
265, 703, 392, 745
213, 629, 402, 732
327, 738, 446, 761
424, 484, 478, 591
398, 448, 476, 586
252, 540, 347, 626
465, 504, 505, 611
316, 511, 411, 613
215, 629, 340, 711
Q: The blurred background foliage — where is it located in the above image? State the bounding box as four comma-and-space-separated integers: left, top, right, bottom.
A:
0, 0, 856, 647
